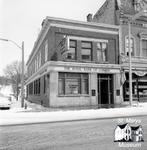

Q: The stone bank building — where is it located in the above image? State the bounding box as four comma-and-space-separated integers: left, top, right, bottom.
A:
26, 17, 122, 108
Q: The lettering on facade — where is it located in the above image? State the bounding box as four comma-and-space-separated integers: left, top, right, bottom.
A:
64, 66, 112, 73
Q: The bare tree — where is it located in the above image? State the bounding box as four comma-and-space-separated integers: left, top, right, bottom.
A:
3, 61, 25, 100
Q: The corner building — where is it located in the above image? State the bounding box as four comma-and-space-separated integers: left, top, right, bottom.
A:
26, 17, 122, 108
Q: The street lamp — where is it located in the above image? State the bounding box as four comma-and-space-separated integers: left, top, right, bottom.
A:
127, 9, 147, 106
0, 38, 25, 108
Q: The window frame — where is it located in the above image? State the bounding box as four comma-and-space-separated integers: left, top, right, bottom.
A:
65, 39, 77, 60
96, 41, 108, 62
45, 40, 48, 62
141, 38, 147, 57
58, 72, 89, 96
81, 41, 92, 61
125, 35, 135, 56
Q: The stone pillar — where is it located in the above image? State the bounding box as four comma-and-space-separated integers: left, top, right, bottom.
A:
90, 73, 97, 106
49, 71, 58, 107
114, 73, 122, 105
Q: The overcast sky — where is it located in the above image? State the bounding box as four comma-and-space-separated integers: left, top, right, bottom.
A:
0, 0, 105, 75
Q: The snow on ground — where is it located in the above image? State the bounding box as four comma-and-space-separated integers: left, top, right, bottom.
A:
0, 99, 147, 126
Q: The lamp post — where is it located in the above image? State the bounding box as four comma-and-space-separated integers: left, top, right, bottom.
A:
128, 19, 133, 106
127, 9, 147, 106
0, 38, 25, 107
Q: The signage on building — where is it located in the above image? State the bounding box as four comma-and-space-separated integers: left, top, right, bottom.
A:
58, 36, 69, 55
63, 66, 119, 73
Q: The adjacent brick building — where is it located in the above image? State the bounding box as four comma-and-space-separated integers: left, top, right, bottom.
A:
26, 17, 122, 108
90, 0, 147, 102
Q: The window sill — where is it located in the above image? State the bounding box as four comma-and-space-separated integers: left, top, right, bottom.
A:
58, 94, 90, 97
96, 61, 109, 64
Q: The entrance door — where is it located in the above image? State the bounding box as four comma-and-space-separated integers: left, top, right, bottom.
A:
98, 74, 113, 108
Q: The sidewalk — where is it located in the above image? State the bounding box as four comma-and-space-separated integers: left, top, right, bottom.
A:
0, 99, 147, 126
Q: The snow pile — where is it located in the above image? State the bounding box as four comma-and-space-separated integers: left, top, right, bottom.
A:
0, 103, 147, 126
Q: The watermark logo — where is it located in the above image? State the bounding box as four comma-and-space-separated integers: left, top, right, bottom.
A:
114, 118, 144, 148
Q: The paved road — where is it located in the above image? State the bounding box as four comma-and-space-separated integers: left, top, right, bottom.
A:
0, 116, 147, 150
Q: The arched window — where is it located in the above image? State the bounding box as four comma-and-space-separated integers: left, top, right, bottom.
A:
142, 39, 147, 57
125, 36, 135, 56
138, 32, 147, 57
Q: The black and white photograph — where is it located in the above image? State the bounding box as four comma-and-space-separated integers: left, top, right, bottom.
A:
0, 0, 147, 149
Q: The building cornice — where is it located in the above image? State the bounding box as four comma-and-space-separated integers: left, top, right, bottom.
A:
46, 16, 119, 30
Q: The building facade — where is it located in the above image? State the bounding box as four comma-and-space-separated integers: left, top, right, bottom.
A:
26, 17, 123, 108
91, 0, 147, 102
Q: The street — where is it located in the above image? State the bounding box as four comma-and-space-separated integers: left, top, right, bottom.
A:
0, 116, 147, 150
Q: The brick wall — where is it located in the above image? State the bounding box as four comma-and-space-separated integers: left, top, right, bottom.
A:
93, 0, 116, 25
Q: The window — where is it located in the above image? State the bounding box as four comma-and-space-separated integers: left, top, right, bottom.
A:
35, 59, 37, 72
36, 54, 39, 70
97, 42, 108, 62
28, 82, 33, 95
45, 40, 48, 62
58, 73, 89, 95
81, 41, 92, 61
44, 75, 46, 94
34, 78, 40, 95
65, 40, 76, 60
125, 36, 134, 56
38, 51, 41, 68
142, 39, 147, 57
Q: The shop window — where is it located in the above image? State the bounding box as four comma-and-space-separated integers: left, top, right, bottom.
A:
81, 41, 92, 61
125, 36, 135, 56
44, 75, 46, 94
97, 42, 108, 62
65, 40, 76, 60
142, 39, 147, 57
28, 82, 33, 95
33, 78, 40, 95
58, 73, 89, 95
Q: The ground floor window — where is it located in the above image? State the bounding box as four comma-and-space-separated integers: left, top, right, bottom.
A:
44, 74, 49, 94
28, 82, 33, 95
58, 72, 89, 95
123, 73, 147, 101
33, 78, 40, 95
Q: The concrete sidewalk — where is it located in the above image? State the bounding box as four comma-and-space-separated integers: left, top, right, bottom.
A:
0, 101, 147, 126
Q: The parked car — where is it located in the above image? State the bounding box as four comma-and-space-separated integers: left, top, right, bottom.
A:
0, 96, 11, 109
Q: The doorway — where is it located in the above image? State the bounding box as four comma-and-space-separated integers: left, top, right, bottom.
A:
97, 74, 113, 108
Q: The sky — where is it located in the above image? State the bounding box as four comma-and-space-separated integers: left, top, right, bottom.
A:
0, 0, 105, 76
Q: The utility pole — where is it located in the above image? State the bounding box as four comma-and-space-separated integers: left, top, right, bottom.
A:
21, 41, 24, 107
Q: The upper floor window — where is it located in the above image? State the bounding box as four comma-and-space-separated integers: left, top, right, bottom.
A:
81, 41, 92, 61
97, 42, 108, 62
38, 51, 41, 68
142, 39, 147, 57
45, 40, 48, 62
125, 36, 135, 56
65, 40, 76, 60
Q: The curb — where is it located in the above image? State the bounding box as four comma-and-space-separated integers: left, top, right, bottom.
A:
0, 111, 147, 126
